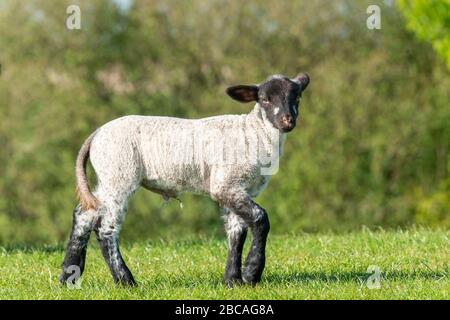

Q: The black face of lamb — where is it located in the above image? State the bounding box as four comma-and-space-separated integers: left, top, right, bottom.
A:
226, 73, 310, 133
258, 77, 301, 132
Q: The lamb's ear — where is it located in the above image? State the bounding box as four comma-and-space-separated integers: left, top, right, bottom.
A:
226, 85, 259, 103
293, 73, 310, 91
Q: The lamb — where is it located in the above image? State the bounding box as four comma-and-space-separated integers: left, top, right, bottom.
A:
59, 73, 310, 287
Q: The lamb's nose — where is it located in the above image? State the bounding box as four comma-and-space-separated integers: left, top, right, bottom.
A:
281, 115, 293, 125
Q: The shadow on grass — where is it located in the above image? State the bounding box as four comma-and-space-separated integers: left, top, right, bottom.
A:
0, 238, 226, 254
263, 270, 447, 285
129, 269, 447, 289
0, 243, 65, 253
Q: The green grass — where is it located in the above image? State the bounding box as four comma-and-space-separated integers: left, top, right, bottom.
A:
0, 228, 448, 299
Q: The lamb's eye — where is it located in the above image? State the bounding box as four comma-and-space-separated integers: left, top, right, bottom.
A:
261, 97, 270, 104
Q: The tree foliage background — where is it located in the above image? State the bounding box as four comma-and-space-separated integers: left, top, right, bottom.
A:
0, 0, 449, 244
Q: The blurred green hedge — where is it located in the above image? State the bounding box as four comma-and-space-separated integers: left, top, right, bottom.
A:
0, 0, 449, 244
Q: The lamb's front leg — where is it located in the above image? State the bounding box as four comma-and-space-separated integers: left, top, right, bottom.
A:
222, 193, 270, 285
223, 208, 248, 287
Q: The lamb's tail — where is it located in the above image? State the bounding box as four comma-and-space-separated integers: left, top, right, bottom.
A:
76, 130, 99, 211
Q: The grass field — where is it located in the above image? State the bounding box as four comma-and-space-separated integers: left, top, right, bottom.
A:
0, 228, 448, 299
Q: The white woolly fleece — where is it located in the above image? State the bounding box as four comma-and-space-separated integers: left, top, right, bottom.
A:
89, 103, 286, 207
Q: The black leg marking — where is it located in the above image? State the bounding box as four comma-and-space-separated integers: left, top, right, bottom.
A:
242, 206, 270, 285
59, 204, 93, 285
223, 209, 248, 287
222, 194, 270, 285
94, 222, 136, 286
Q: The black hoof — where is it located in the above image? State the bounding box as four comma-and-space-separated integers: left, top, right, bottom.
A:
115, 273, 137, 287
224, 276, 243, 288
242, 272, 262, 286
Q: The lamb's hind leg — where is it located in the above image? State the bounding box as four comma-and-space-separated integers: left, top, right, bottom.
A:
93, 190, 136, 286
223, 208, 248, 287
59, 204, 96, 285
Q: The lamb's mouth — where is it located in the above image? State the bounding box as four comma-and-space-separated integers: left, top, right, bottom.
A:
279, 124, 295, 133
